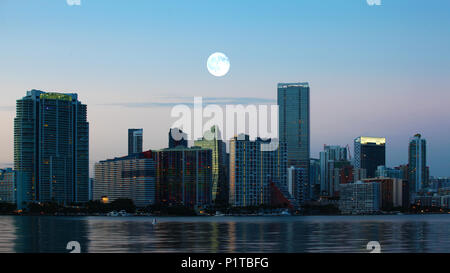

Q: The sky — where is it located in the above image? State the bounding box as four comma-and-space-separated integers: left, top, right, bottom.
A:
0, 0, 449, 176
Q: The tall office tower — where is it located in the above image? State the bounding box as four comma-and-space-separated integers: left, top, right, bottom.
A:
309, 158, 320, 200
278, 83, 310, 203
94, 151, 156, 207
128, 128, 143, 155
319, 145, 349, 197
156, 146, 212, 208
14, 90, 89, 205
354, 136, 386, 178
194, 126, 228, 205
229, 134, 288, 207
0, 168, 17, 204
408, 134, 428, 196
168, 128, 188, 148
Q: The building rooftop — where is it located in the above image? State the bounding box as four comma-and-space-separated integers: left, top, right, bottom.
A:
277, 82, 309, 88
355, 136, 386, 145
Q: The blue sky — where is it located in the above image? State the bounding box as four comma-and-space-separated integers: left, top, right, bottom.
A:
0, 0, 449, 176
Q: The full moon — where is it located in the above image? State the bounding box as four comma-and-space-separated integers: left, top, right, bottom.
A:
207, 52, 230, 77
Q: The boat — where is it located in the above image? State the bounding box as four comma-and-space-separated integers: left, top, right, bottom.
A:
118, 210, 130, 217
107, 211, 119, 217
280, 210, 291, 216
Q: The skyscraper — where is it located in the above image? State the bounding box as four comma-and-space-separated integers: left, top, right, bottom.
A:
319, 145, 349, 197
128, 128, 143, 155
278, 82, 310, 203
354, 136, 386, 178
408, 134, 428, 196
14, 90, 89, 205
194, 126, 228, 205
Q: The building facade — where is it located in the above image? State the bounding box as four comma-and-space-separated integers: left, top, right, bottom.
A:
339, 181, 381, 214
354, 136, 386, 178
156, 147, 212, 208
229, 135, 287, 207
375, 166, 404, 179
278, 82, 310, 203
0, 168, 17, 204
319, 145, 349, 197
194, 126, 228, 205
408, 134, 428, 196
309, 158, 320, 200
14, 90, 89, 206
128, 128, 143, 155
94, 151, 157, 207
362, 178, 408, 210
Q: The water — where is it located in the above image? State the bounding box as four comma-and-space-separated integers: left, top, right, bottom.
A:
0, 214, 449, 253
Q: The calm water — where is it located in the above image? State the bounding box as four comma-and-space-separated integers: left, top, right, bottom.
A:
0, 214, 449, 253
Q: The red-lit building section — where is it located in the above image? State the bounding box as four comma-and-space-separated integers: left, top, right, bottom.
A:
270, 182, 294, 209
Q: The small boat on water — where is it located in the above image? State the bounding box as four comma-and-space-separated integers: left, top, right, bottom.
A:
107, 211, 119, 217
280, 210, 291, 216
107, 210, 130, 217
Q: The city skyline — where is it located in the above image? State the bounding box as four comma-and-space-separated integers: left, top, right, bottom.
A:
0, 0, 449, 176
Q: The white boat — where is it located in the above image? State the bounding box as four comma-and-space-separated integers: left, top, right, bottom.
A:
280, 210, 291, 216
107, 211, 119, 217
118, 210, 130, 216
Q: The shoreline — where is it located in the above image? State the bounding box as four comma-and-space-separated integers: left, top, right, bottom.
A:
1, 212, 449, 217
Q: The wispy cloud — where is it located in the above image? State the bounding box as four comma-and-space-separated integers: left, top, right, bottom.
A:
99, 97, 276, 108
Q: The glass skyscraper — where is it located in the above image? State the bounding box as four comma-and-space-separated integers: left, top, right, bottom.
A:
128, 128, 143, 155
408, 133, 428, 196
278, 83, 310, 203
14, 90, 89, 206
354, 136, 386, 178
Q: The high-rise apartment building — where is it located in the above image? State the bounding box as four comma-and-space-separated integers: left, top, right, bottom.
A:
14, 90, 89, 205
278, 82, 310, 203
128, 128, 143, 155
354, 136, 386, 178
408, 134, 428, 196
156, 146, 212, 208
229, 135, 287, 207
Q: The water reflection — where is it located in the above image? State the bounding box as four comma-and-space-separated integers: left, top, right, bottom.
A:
0, 215, 448, 253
